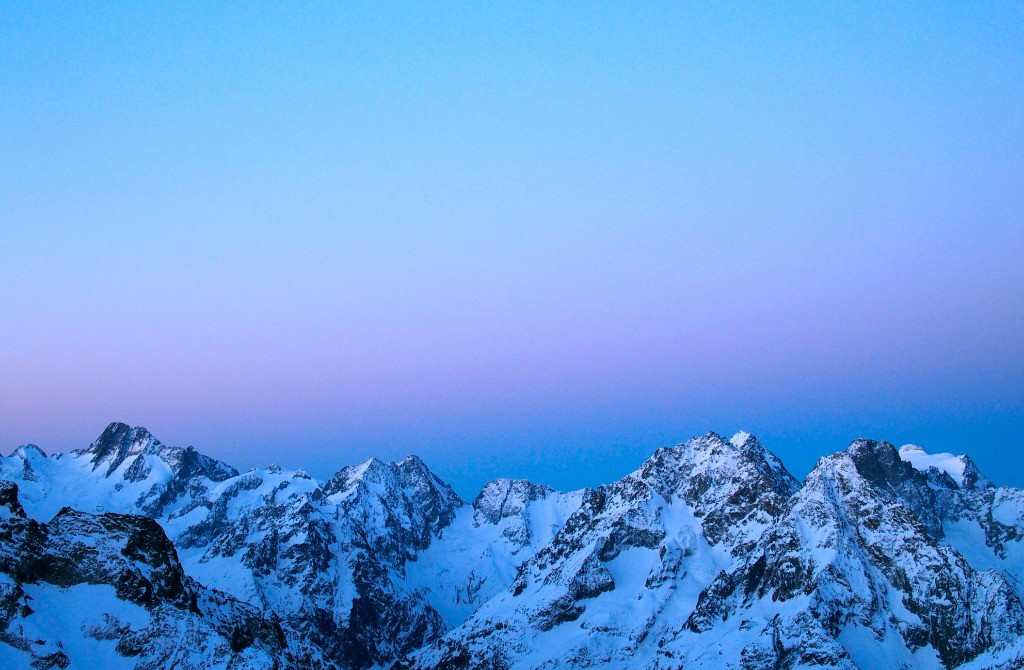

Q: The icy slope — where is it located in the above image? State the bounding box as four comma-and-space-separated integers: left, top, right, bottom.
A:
660, 439, 1024, 670
407, 478, 586, 628
4, 424, 1024, 670
399, 431, 800, 669
1, 424, 464, 669
0, 481, 332, 669
895, 444, 1024, 598
0, 423, 237, 521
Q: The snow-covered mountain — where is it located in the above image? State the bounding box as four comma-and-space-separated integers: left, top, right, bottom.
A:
0, 480, 333, 669
662, 439, 1024, 670
2, 423, 1023, 669
399, 431, 800, 669
1, 423, 463, 669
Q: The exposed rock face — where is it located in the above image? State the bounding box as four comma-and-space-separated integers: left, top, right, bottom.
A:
402, 432, 802, 669
660, 440, 1024, 670
4, 425, 1024, 670
145, 452, 463, 669
0, 482, 329, 669
407, 478, 586, 629
2, 422, 239, 522
1, 425, 464, 670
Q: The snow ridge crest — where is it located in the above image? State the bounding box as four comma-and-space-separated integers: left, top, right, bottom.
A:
2, 424, 1023, 670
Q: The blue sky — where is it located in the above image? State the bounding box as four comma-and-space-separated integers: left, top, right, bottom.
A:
1, 3, 1022, 496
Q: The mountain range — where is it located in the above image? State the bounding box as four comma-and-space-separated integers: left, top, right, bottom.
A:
1, 422, 1022, 669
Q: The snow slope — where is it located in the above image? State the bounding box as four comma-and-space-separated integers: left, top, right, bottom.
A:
3, 424, 1024, 669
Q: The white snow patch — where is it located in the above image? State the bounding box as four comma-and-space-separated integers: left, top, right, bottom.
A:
729, 431, 753, 448
13, 584, 150, 669
898, 445, 967, 486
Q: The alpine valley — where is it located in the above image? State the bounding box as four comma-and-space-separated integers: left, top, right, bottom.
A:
1, 423, 1022, 670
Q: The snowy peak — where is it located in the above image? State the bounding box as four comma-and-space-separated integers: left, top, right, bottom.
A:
394, 454, 464, 512
898, 444, 990, 489
323, 456, 388, 495
318, 454, 463, 568
5, 425, 1023, 670
81, 421, 161, 477
728, 429, 754, 448
638, 430, 798, 498
10, 444, 47, 460
673, 438, 1024, 670
730, 430, 800, 497
171, 444, 238, 483
401, 432, 804, 670
396, 454, 433, 476
81, 421, 239, 484
6, 445, 49, 484
845, 437, 920, 489
324, 454, 462, 514
0, 423, 241, 522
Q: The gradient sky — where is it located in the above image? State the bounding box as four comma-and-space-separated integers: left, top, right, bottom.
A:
1, 2, 1022, 497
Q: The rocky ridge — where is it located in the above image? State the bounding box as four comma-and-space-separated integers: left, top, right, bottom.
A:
1, 424, 1023, 669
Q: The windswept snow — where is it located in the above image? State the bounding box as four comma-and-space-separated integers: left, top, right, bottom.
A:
899, 444, 968, 485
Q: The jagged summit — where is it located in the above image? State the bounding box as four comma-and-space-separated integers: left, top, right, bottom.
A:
3, 427, 1023, 670
78, 421, 161, 477
839, 436, 993, 493
76, 422, 239, 483
843, 437, 920, 488
334, 452, 460, 493
636, 430, 799, 502
668, 434, 1024, 670
728, 429, 754, 447
9, 444, 46, 459
398, 454, 429, 468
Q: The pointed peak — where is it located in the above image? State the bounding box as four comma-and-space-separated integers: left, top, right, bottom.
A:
636, 430, 798, 501
171, 444, 238, 482
728, 431, 799, 497
11, 444, 47, 459
845, 437, 898, 460
846, 437, 898, 458
395, 454, 453, 487
695, 431, 727, 445
323, 456, 390, 495
85, 422, 161, 477
396, 454, 434, 477
323, 453, 463, 510
729, 431, 756, 448
96, 421, 137, 442
90, 422, 155, 449
399, 454, 427, 468
661, 431, 731, 458
352, 457, 389, 479
727, 431, 774, 458
843, 438, 918, 489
